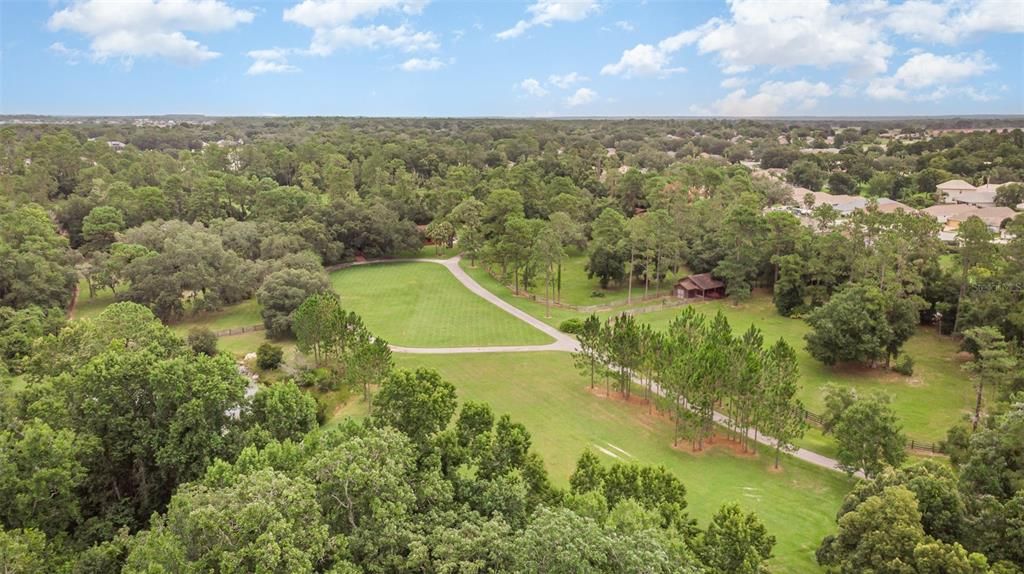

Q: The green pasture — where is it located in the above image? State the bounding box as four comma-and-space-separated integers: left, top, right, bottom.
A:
332, 351, 852, 573
329, 262, 553, 347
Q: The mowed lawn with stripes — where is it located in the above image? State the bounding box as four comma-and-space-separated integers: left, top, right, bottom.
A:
369, 351, 853, 573
329, 262, 554, 348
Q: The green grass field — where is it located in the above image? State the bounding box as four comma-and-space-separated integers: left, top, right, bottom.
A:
464, 261, 975, 442
515, 252, 688, 308
71, 280, 118, 321
72, 279, 263, 335
169, 298, 262, 336
329, 262, 553, 347
334, 352, 851, 572
621, 293, 975, 442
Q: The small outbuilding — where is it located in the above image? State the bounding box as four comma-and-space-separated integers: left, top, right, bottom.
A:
674, 273, 726, 300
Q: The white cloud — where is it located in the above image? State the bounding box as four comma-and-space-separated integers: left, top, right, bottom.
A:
566, 87, 597, 107
246, 48, 300, 75
892, 51, 994, 88
604, 0, 1021, 82
696, 1, 893, 76
885, 0, 1024, 43
600, 25, 705, 77
710, 80, 832, 116
518, 78, 548, 97
497, 0, 600, 39
283, 0, 427, 27
720, 76, 747, 89
615, 0, 891, 79
48, 0, 253, 64
308, 24, 439, 55
49, 42, 83, 64
866, 51, 996, 100
548, 72, 588, 89
615, 20, 634, 31
284, 0, 438, 57
865, 77, 909, 100
400, 56, 447, 71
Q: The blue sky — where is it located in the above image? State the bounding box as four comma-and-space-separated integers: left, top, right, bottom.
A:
1, 0, 1022, 116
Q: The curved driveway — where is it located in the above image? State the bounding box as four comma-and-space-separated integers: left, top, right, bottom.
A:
348, 256, 857, 477
346, 256, 578, 354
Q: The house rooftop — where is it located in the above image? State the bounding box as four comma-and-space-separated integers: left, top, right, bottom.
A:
678, 273, 724, 291
975, 182, 1019, 194
937, 179, 975, 189
923, 204, 978, 218
951, 206, 1017, 228
954, 190, 997, 205
874, 199, 917, 214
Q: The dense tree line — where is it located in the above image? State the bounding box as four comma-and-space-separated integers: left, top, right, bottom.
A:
2, 117, 1024, 572
573, 307, 807, 468
1, 300, 783, 573
818, 401, 1024, 573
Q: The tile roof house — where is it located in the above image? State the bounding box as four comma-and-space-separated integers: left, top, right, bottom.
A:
936, 179, 975, 203
965, 207, 1018, 231
975, 182, 1019, 194
922, 204, 979, 224
789, 188, 917, 216
874, 199, 918, 214
952, 190, 997, 207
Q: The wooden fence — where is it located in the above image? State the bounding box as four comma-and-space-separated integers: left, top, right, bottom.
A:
800, 408, 942, 455
213, 324, 265, 337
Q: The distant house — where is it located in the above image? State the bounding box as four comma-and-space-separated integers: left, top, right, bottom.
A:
935, 179, 975, 203
941, 206, 1016, 234
874, 199, 917, 214
922, 204, 978, 225
967, 206, 1018, 232
674, 273, 726, 299
952, 190, 997, 207
106, 141, 126, 151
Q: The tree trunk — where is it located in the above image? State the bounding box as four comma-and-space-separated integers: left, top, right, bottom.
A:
953, 260, 968, 334
973, 379, 984, 431
557, 263, 562, 303
544, 265, 552, 318
627, 248, 634, 304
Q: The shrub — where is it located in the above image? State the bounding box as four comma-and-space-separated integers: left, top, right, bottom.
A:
187, 327, 218, 356
559, 318, 584, 334
298, 367, 335, 392
892, 353, 914, 376
256, 342, 284, 370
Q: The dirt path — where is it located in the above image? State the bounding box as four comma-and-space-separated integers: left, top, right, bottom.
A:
339, 256, 858, 477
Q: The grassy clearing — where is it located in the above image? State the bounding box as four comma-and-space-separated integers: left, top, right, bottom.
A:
216, 331, 278, 358
71, 280, 117, 321
329, 262, 553, 348
620, 293, 975, 442
464, 260, 974, 442
72, 279, 263, 336
332, 352, 851, 573
458, 259, 686, 330
458, 261, 580, 328
169, 299, 262, 336
517, 252, 688, 308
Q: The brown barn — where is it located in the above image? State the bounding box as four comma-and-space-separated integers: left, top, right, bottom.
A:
673, 273, 726, 299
